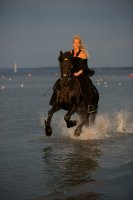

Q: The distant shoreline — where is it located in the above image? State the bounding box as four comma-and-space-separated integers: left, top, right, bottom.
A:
0, 66, 133, 71
38, 66, 133, 70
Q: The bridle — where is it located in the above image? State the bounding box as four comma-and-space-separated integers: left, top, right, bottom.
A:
60, 57, 73, 79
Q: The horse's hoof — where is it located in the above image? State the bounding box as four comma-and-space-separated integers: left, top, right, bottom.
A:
67, 120, 77, 128
45, 125, 52, 136
74, 129, 81, 137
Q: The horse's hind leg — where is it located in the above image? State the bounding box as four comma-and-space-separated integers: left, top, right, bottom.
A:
45, 106, 60, 136
87, 112, 96, 127
87, 105, 98, 126
64, 106, 77, 128
74, 116, 88, 137
74, 110, 96, 137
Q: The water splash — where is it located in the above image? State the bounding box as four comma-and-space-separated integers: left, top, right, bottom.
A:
114, 110, 131, 133
59, 114, 111, 140
40, 110, 133, 140
40, 115, 46, 127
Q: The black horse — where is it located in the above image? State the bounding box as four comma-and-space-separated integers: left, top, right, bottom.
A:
45, 51, 99, 137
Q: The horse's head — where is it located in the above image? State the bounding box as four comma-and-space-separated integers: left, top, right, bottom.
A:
58, 51, 73, 79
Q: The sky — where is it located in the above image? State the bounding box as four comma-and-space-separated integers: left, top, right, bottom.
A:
0, 0, 133, 68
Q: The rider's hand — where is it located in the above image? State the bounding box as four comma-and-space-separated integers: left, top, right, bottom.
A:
74, 70, 83, 77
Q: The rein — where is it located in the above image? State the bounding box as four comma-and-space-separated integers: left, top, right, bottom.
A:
62, 73, 67, 77
60, 74, 72, 81
43, 85, 54, 97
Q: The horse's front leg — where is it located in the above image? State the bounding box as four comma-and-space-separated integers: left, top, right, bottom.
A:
45, 106, 60, 136
64, 106, 77, 128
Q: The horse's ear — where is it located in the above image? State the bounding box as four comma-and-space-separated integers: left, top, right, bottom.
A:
58, 50, 63, 62
60, 50, 63, 57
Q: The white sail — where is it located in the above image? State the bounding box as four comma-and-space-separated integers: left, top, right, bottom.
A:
14, 62, 17, 73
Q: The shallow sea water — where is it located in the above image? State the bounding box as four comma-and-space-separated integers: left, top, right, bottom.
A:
0, 67, 133, 200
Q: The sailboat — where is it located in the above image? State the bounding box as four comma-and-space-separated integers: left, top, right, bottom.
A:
13, 62, 17, 73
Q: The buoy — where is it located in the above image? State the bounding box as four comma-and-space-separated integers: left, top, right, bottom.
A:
128, 73, 133, 77
20, 83, 24, 88
1, 85, 5, 90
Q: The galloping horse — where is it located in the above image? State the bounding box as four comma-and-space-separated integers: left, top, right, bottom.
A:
45, 51, 99, 136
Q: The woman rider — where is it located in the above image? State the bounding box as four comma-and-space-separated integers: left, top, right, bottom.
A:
70, 35, 94, 78
50, 35, 96, 106
70, 35, 95, 105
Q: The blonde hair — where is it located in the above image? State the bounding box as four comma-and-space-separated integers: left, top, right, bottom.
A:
73, 35, 89, 57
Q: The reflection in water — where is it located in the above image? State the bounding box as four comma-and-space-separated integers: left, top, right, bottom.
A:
62, 142, 100, 186
39, 139, 101, 200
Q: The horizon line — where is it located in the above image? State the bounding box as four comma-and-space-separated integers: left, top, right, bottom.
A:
0, 65, 133, 69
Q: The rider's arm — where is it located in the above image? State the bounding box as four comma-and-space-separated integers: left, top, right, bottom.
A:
74, 50, 87, 77
74, 69, 83, 76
